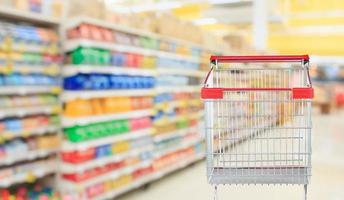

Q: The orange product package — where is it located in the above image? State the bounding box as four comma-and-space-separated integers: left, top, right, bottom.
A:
91, 99, 104, 115
64, 99, 93, 117
103, 97, 119, 114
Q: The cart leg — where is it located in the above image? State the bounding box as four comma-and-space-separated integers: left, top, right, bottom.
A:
214, 185, 218, 200
304, 185, 308, 200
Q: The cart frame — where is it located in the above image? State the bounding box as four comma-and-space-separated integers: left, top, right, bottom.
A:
201, 55, 314, 200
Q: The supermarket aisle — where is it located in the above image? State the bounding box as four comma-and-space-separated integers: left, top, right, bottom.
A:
119, 110, 344, 200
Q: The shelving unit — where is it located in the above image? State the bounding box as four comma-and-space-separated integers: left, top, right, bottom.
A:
0, 7, 62, 189
57, 16, 207, 199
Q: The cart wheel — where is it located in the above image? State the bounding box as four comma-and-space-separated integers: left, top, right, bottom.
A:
213, 185, 218, 200
304, 185, 308, 200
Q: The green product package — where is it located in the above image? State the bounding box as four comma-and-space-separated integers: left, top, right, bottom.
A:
64, 126, 87, 142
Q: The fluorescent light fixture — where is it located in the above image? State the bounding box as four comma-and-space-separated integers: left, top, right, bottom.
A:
193, 18, 218, 25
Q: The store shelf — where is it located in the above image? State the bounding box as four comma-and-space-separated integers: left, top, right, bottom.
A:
154, 124, 199, 142
9, 66, 60, 76
155, 99, 202, 110
157, 68, 205, 78
1, 125, 59, 141
156, 85, 200, 93
62, 109, 154, 127
0, 148, 57, 166
61, 145, 154, 174
0, 6, 60, 26
92, 153, 205, 200
63, 65, 157, 77
62, 89, 156, 101
153, 111, 204, 126
62, 128, 154, 151
65, 16, 219, 54
0, 105, 61, 119
0, 165, 56, 187
61, 159, 152, 191
64, 39, 200, 63
0, 86, 61, 95
154, 136, 204, 158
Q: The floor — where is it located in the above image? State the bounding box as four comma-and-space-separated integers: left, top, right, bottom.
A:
119, 110, 344, 200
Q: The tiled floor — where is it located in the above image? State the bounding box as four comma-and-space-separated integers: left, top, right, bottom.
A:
119, 110, 344, 200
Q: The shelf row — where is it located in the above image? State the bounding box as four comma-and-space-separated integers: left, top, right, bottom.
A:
93, 153, 205, 200
64, 39, 200, 63
0, 104, 61, 119
62, 65, 205, 78
60, 136, 204, 190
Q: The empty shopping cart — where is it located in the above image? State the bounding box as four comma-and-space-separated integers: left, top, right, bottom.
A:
201, 55, 314, 200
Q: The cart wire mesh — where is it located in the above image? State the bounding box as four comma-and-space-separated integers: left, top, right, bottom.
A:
201, 56, 313, 191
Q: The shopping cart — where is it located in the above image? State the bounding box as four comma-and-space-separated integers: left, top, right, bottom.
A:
201, 55, 314, 200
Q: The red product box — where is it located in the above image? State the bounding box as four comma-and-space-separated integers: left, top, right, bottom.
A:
61, 148, 96, 163
125, 53, 135, 67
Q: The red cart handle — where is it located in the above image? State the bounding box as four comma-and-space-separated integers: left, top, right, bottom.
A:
210, 55, 309, 63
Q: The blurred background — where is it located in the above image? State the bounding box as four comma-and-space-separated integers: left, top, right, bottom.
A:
0, 0, 343, 199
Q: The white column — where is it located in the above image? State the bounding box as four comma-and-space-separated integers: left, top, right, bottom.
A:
253, 0, 268, 50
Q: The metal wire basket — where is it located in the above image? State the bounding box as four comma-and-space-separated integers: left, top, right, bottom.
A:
201, 55, 314, 200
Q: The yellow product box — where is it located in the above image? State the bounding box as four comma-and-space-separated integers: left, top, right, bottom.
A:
111, 141, 130, 154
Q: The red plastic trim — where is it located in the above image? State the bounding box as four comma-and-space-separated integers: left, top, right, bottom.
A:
201, 87, 314, 99
210, 55, 309, 62
201, 88, 223, 99
292, 88, 314, 99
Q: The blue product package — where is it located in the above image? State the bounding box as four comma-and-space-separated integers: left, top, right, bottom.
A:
122, 75, 130, 89
109, 75, 120, 89
104, 144, 112, 156
111, 52, 125, 66
95, 145, 106, 158
89, 74, 110, 90
5, 119, 22, 131
64, 74, 89, 90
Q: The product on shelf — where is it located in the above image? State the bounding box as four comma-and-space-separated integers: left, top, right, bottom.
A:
0, 73, 59, 86
63, 73, 155, 90
0, 115, 59, 135
64, 117, 152, 143
64, 96, 153, 117
0, 94, 58, 108
0, 134, 60, 159
61, 136, 153, 164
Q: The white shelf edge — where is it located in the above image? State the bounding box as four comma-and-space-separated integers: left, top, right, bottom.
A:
62, 128, 153, 151
64, 39, 200, 63
0, 148, 57, 166
62, 89, 156, 101
61, 145, 154, 174
0, 104, 61, 119
0, 86, 61, 95
62, 109, 154, 128
0, 6, 60, 26
63, 65, 157, 77
92, 153, 205, 200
